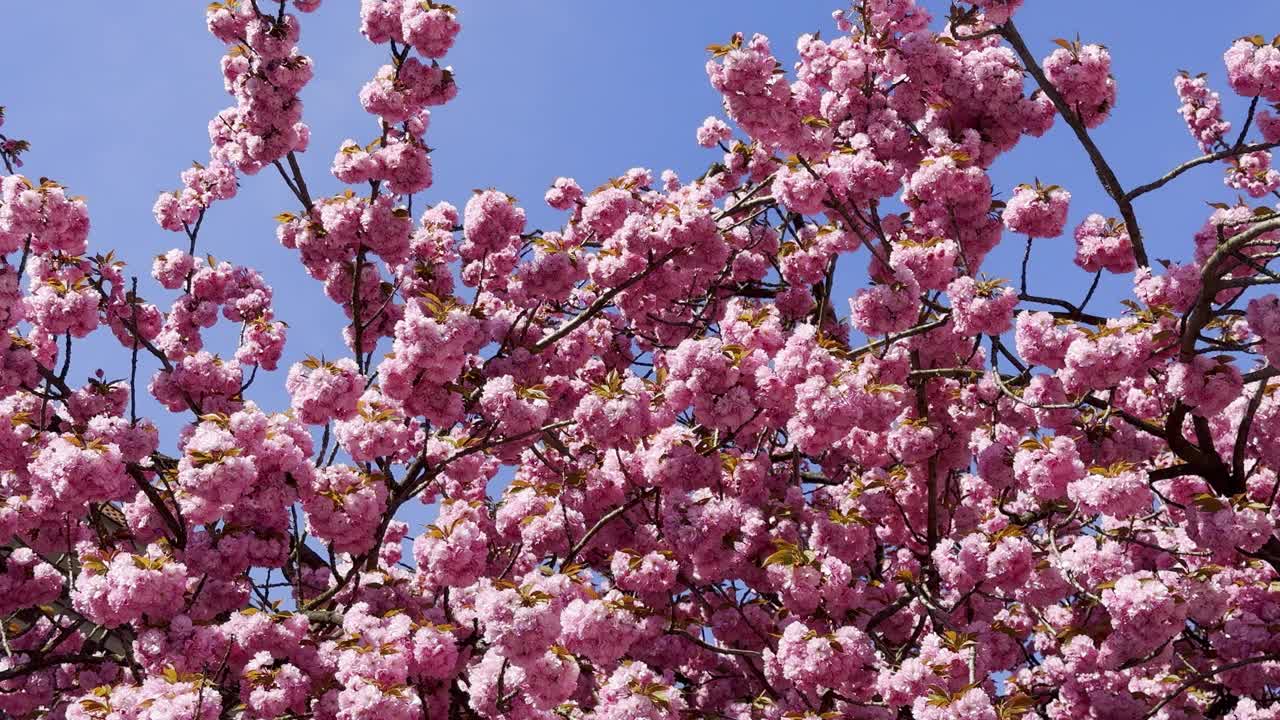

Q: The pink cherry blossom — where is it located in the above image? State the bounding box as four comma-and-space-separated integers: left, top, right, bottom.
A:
1002, 181, 1071, 238
5, 4, 1280, 719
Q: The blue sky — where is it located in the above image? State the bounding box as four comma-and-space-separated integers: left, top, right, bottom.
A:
3, 1, 1276, 440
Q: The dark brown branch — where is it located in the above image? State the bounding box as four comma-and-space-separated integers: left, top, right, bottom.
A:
531, 249, 682, 354
1125, 142, 1280, 201
1142, 653, 1280, 719
1000, 20, 1148, 267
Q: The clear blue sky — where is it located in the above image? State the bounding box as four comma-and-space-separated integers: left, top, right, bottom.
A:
3, 1, 1276, 440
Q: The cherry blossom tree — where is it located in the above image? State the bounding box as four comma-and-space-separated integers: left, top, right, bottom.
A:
4, 1, 1280, 718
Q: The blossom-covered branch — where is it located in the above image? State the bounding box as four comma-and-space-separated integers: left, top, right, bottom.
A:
4, 1, 1280, 720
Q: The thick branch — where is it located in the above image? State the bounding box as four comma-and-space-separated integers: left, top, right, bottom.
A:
1000, 21, 1148, 267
